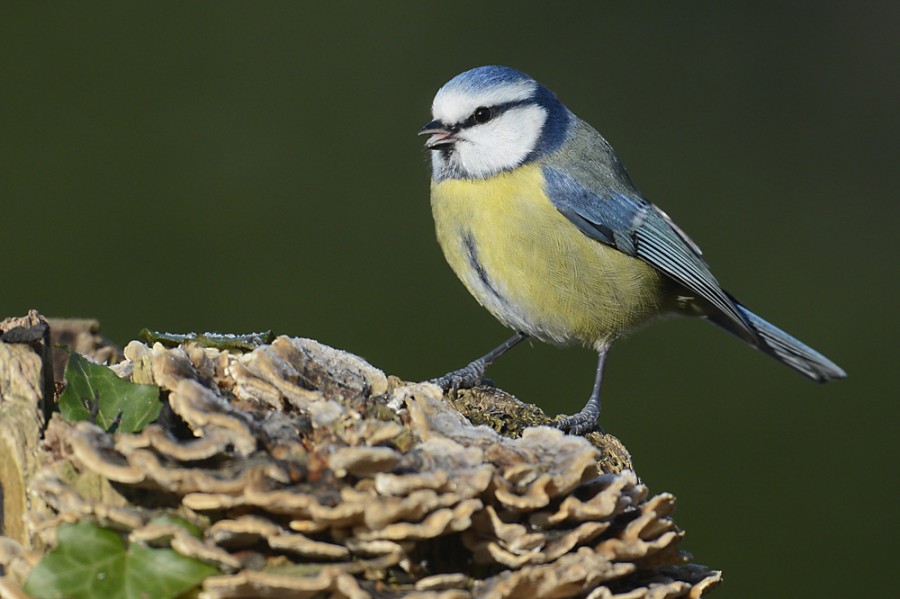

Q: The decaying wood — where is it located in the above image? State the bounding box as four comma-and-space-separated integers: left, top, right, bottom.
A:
0, 311, 720, 598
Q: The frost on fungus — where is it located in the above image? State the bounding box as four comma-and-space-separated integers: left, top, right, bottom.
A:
0, 312, 721, 598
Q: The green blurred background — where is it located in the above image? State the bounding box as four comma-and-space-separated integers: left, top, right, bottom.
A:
2, 3, 896, 596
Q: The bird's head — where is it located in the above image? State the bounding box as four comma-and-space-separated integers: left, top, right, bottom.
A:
420, 66, 571, 181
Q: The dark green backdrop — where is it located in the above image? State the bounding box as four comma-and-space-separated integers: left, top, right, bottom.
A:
2, 3, 896, 597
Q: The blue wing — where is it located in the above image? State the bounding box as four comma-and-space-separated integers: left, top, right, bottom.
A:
542, 165, 755, 340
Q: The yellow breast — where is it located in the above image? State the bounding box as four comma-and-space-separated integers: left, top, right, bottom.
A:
430, 164, 665, 348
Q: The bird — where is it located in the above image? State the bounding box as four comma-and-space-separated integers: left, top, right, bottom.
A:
419, 65, 846, 434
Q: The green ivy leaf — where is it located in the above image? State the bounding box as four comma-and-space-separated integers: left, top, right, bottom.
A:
58, 352, 161, 434
24, 521, 217, 599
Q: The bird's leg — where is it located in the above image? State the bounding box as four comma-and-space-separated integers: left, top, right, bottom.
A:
432, 332, 528, 394
555, 349, 608, 435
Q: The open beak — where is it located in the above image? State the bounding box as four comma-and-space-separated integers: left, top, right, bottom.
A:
418, 119, 456, 150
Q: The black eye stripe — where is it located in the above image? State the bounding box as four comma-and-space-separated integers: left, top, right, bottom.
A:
459, 99, 531, 129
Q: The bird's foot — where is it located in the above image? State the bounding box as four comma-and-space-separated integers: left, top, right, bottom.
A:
553, 405, 603, 436
430, 359, 487, 395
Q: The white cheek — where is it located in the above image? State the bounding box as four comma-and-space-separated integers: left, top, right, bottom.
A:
456, 105, 546, 178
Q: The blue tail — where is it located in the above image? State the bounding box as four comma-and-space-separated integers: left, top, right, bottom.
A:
710, 302, 846, 382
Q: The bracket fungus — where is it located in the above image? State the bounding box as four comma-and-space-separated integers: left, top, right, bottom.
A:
0, 313, 721, 598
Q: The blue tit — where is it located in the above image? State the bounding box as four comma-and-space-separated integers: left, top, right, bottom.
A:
419, 65, 846, 434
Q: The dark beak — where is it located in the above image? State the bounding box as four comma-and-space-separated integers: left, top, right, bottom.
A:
419, 119, 456, 150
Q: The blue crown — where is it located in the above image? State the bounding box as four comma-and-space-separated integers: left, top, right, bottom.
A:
441, 65, 535, 93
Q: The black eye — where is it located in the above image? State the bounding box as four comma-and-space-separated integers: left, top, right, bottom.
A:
472, 106, 492, 124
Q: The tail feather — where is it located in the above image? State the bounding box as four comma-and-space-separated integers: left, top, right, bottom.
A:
710, 302, 846, 382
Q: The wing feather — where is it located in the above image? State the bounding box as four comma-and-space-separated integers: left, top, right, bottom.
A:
542, 165, 754, 340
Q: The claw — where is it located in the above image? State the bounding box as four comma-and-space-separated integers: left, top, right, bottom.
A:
431, 360, 487, 395
553, 349, 607, 435
553, 413, 604, 436
430, 333, 527, 395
